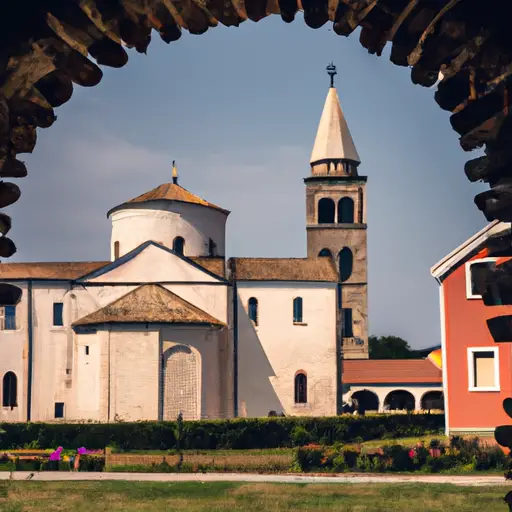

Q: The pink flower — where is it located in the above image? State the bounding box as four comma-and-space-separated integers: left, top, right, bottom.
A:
408, 449, 415, 459
77, 447, 87, 455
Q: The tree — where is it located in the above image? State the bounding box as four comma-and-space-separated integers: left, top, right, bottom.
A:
368, 335, 420, 360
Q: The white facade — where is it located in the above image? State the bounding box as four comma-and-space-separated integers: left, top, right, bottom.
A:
236, 282, 338, 417
0, 182, 340, 422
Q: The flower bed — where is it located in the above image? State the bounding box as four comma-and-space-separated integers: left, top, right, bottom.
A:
294, 437, 510, 474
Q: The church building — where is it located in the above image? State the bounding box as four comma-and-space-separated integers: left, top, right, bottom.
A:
0, 68, 369, 422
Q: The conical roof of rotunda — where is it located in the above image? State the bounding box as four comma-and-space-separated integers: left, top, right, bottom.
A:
107, 182, 230, 217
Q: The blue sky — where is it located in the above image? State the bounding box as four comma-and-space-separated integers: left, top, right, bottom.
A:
8, 16, 487, 348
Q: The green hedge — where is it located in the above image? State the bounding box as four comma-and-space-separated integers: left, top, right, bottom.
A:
0, 415, 444, 451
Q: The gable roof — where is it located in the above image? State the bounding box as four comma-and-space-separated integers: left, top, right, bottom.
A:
230, 257, 338, 282
343, 359, 442, 385
310, 87, 360, 165
77, 241, 228, 283
0, 261, 108, 281
73, 284, 225, 327
0, 249, 226, 282
430, 221, 510, 282
107, 182, 229, 217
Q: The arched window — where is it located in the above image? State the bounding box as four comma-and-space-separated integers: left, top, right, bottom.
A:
114, 241, 120, 260
295, 373, 307, 403
338, 197, 354, 223
173, 236, 185, 255
318, 198, 335, 224
248, 297, 258, 325
318, 248, 332, 258
293, 297, 303, 323
338, 247, 353, 282
358, 188, 364, 223
3, 372, 17, 408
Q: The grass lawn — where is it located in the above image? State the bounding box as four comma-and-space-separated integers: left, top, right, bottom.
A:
0, 481, 509, 512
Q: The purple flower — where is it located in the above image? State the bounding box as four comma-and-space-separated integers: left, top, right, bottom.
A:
49, 446, 63, 461
77, 447, 87, 455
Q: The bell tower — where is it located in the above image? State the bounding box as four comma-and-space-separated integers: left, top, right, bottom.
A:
305, 64, 368, 359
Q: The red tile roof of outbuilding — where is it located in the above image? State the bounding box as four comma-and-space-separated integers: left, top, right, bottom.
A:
343, 359, 442, 385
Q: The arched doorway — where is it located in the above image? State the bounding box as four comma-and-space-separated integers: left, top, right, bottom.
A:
352, 390, 379, 414
421, 391, 444, 411
384, 390, 415, 411
162, 344, 201, 421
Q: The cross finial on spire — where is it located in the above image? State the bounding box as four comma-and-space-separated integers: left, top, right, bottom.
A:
172, 160, 178, 185
326, 62, 337, 89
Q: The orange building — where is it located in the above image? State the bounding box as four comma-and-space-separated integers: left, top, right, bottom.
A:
431, 221, 512, 437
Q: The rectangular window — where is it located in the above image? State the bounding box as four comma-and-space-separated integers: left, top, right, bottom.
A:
54, 402, 64, 419
466, 259, 496, 299
3, 306, 16, 330
85, 346, 89, 355
53, 302, 64, 326
342, 308, 353, 337
468, 348, 500, 391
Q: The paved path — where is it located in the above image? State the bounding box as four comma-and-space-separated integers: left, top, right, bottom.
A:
0, 472, 509, 487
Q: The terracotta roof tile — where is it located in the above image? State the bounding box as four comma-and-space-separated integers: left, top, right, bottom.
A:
231, 257, 338, 282
73, 284, 225, 327
107, 183, 229, 216
189, 257, 226, 278
343, 359, 442, 385
0, 256, 226, 281
0, 261, 108, 280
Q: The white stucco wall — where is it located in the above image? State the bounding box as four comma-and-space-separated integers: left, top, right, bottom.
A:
88, 244, 221, 284
0, 281, 29, 422
236, 281, 338, 418
109, 201, 227, 260
31, 283, 75, 421
109, 328, 160, 421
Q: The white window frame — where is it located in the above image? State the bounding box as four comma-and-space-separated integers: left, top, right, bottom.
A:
467, 346, 500, 392
465, 257, 498, 300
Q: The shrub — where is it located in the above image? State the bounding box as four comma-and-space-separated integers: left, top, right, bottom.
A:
382, 445, 414, 472
294, 446, 324, 471
79, 455, 105, 472
290, 426, 313, 447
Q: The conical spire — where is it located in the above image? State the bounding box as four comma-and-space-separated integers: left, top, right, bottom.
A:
310, 70, 360, 166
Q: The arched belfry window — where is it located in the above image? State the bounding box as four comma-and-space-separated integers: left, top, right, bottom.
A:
339, 247, 353, 282
338, 197, 354, 223
318, 248, 332, 258
3, 372, 17, 408
358, 188, 364, 223
293, 297, 303, 323
318, 198, 335, 224
248, 297, 258, 325
173, 236, 185, 255
295, 373, 307, 404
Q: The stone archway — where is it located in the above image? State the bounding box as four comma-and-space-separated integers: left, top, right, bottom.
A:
421, 391, 444, 411
384, 390, 415, 412
162, 344, 201, 421
352, 390, 379, 414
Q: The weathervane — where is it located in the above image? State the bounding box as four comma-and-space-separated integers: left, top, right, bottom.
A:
326, 62, 337, 88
